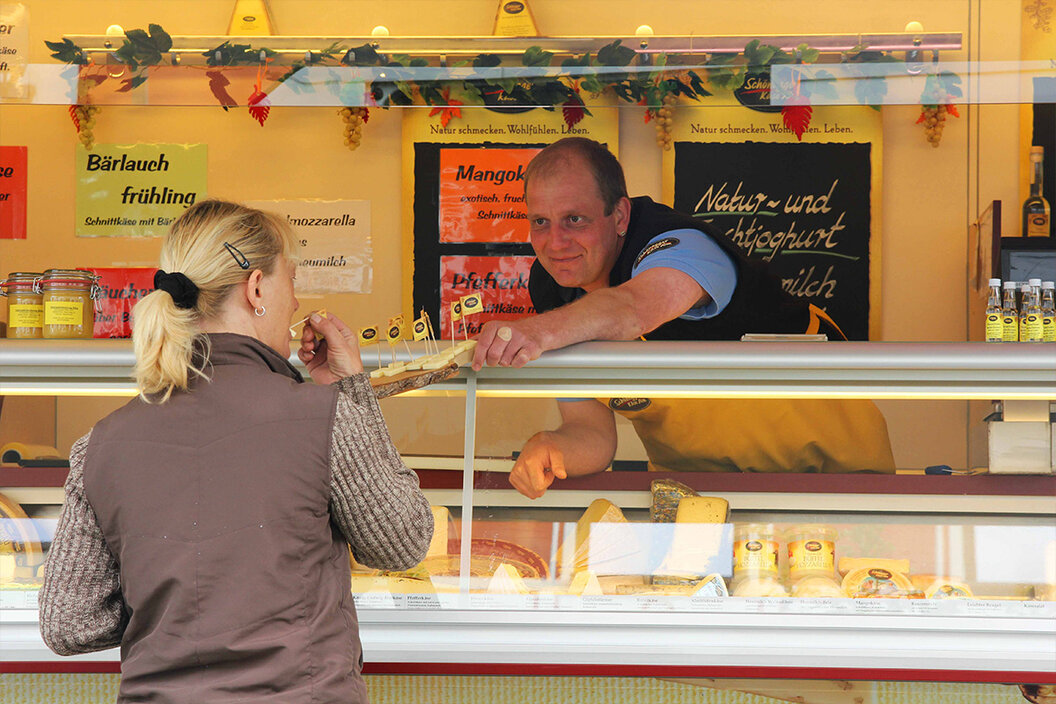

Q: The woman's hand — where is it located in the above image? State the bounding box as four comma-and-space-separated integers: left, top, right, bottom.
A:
298, 312, 363, 384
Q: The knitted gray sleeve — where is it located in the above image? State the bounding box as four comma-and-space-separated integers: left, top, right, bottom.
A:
328, 374, 434, 571
38, 431, 128, 655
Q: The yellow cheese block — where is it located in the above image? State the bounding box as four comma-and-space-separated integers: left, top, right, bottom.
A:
675, 496, 730, 523
487, 562, 530, 595
567, 570, 604, 596
838, 557, 910, 577
557, 499, 628, 575
427, 506, 449, 559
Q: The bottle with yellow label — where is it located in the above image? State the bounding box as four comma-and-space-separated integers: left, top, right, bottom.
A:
1021, 282, 1043, 342
1042, 281, 1055, 342
41, 269, 99, 339
1001, 281, 1019, 341
1, 272, 44, 339
984, 278, 1003, 342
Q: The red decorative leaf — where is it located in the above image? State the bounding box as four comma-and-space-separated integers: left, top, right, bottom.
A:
781, 104, 813, 141
428, 88, 462, 128
206, 69, 238, 111
562, 95, 586, 130
68, 105, 81, 133
946, 103, 960, 118
360, 107, 370, 124
248, 88, 271, 126
915, 110, 927, 124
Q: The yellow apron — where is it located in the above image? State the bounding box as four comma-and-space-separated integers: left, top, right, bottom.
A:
603, 397, 896, 473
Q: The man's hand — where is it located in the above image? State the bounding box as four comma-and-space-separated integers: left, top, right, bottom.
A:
509, 431, 568, 499
472, 318, 547, 371
298, 312, 364, 384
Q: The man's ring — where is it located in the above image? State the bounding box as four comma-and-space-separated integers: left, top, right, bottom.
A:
496, 326, 513, 341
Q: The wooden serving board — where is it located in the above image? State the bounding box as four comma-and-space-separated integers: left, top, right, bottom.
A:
370, 363, 459, 399
368, 342, 477, 399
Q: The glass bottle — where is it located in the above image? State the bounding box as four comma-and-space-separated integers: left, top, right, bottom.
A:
1041, 281, 1055, 343
985, 278, 1003, 342
1023, 146, 1051, 238
1021, 282, 1042, 343
1002, 281, 1019, 342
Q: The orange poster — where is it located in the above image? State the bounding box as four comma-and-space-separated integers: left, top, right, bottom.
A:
439, 147, 540, 243
0, 146, 27, 239
439, 255, 535, 338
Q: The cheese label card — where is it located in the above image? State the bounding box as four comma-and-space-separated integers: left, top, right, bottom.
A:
461, 292, 483, 315
358, 326, 380, 345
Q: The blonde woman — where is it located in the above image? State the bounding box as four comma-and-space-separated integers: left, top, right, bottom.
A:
40, 199, 432, 703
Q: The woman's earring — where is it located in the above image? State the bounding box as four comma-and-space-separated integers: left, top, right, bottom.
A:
255, 305, 266, 317
617, 230, 626, 237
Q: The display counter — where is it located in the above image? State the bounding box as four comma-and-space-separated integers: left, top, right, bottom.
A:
1, 340, 1053, 683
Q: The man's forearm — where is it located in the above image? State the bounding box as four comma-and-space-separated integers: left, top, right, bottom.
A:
531, 287, 647, 352
545, 422, 617, 477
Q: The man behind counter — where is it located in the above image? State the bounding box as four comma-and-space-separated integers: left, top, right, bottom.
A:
471, 137, 895, 499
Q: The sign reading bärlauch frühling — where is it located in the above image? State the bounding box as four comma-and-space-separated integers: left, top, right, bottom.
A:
76, 144, 207, 237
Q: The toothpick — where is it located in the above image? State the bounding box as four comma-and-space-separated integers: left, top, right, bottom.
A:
288, 315, 310, 339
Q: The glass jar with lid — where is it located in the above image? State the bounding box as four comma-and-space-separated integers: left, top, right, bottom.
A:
1, 272, 44, 339
41, 269, 100, 339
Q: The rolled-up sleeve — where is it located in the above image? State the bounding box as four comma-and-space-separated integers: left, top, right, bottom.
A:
38, 431, 128, 655
327, 374, 433, 571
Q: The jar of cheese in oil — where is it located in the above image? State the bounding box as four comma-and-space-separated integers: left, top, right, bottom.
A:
1, 273, 44, 338
41, 269, 99, 339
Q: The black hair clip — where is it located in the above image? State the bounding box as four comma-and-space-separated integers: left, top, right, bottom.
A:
223, 242, 251, 270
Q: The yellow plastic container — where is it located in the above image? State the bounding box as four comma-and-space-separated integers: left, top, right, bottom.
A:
787, 524, 838, 581
41, 269, 99, 339
1, 272, 44, 339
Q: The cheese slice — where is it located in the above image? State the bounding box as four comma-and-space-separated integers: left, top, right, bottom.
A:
675, 496, 730, 523
427, 506, 449, 559
368, 368, 386, 379
557, 499, 628, 575
380, 362, 407, 377
487, 562, 530, 595
654, 499, 729, 579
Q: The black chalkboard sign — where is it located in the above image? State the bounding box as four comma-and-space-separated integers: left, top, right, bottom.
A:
673, 141, 874, 340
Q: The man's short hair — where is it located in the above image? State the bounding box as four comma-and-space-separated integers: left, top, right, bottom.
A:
524, 137, 629, 215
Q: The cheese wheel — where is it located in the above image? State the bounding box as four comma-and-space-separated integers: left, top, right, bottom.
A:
838, 556, 910, 577
0, 491, 44, 579
842, 566, 914, 598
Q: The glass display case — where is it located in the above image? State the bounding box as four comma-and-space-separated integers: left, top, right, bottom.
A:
2, 339, 1053, 686
2, 0, 1055, 700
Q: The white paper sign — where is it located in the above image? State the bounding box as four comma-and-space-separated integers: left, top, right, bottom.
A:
246, 199, 372, 294
0, 3, 29, 98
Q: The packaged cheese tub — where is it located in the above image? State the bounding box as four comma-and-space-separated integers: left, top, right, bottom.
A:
787, 524, 837, 582
732, 523, 779, 578
731, 524, 784, 596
